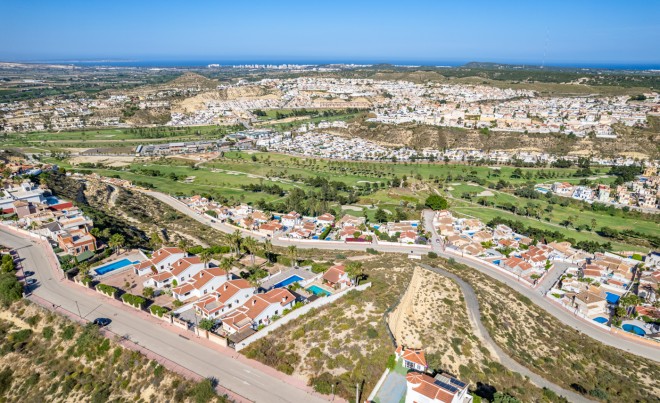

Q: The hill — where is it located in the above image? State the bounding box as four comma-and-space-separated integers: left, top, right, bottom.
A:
329, 116, 660, 159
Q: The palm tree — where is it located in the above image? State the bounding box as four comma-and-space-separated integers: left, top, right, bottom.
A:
108, 233, 125, 255
286, 245, 298, 268
263, 238, 273, 263
229, 230, 243, 257
219, 256, 235, 272
199, 249, 213, 269
177, 237, 191, 251
345, 261, 364, 286
242, 237, 257, 266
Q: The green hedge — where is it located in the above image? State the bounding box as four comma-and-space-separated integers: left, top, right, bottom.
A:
96, 283, 117, 296
121, 293, 146, 308
149, 305, 169, 317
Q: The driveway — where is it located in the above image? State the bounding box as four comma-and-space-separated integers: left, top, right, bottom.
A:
374, 370, 406, 403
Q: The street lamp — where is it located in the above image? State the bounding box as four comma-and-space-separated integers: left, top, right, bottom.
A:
74, 300, 82, 319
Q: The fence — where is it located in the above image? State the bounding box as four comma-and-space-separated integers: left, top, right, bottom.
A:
234, 282, 372, 351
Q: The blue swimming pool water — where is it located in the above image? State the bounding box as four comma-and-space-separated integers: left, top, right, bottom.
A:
94, 258, 138, 275
45, 197, 61, 205
593, 317, 608, 324
622, 324, 646, 336
493, 260, 501, 265
273, 275, 304, 288
307, 285, 331, 296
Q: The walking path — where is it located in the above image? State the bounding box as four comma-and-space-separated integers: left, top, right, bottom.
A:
418, 263, 591, 403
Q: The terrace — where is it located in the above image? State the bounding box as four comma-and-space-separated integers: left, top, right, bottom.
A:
259, 266, 319, 291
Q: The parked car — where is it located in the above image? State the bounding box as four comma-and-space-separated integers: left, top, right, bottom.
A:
92, 318, 111, 327
24, 278, 37, 286
22, 271, 35, 277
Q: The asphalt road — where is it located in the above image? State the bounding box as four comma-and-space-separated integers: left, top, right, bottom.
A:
420, 210, 660, 362
419, 263, 591, 403
0, 227, 327, 403
149, 190, 659, 362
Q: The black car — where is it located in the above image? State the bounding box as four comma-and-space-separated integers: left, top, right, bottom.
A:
92, 318, 111, 327
23, 271, 35, 277
24, 278, 37, 286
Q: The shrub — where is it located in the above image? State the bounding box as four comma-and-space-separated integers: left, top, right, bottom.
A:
96, 283, 117, 297
143, 287, 155, 298
366, 248, 379, 255
0, 272, 23, 306
366, 327, 378, 338
198, 318, 215, 331
150, 305, 168, 317
172, 299, 184, 308
61, 325, 75, 340
121, 293, 146, 308
42, 326, 54, 340
428, 251, 438, 259
386, 354, 396, 370
0, 368, 13, 395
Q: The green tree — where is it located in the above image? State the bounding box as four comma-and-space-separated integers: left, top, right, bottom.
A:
263, 238, 273, 262
242, 236, 258, 266
198, 318, 215, 331
199, 249, 213, 270
424, 194, 449, 210
229, 230, 243, 256
108, 233, 125, 254
374, 208, 388, 223
286, 245, 298, 268
345, 261, 364, 285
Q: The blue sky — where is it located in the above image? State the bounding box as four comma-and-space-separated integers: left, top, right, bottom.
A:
2, 0, 659, 66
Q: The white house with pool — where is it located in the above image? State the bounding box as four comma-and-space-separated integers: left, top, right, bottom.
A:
92, 250, 149, 277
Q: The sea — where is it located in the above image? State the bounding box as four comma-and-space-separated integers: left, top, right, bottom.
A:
18, 59, 660, 71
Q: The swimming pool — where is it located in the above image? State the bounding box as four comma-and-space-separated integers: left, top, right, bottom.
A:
622, 324, 647, 336
593, 317, 608, 324
307, 285, 331, 296
94, 258, 139, 275
272, 275, 304, 288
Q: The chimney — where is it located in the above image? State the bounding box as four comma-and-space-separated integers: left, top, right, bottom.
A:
252, 299, 256, 306
282, 297, 286, 303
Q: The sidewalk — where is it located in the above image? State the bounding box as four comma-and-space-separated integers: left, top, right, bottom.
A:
5, 224, 339, 403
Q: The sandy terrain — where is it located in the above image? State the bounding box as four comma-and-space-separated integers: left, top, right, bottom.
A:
388, 267, 486, 374
71, 155, 136, 167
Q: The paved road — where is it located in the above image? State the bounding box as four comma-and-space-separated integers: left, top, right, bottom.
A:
147, 190, 659, 362
145, 191, 429, 255
0, 227, 328, 403
419, 264, 591, 403
420, 210, 660, 362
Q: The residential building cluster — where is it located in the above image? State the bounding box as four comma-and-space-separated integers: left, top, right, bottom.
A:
3, 180, 97, 257
539, 166, 659, 211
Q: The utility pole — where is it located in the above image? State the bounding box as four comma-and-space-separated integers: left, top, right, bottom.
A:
355, 382, 360, 403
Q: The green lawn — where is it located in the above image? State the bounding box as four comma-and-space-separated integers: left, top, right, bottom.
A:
451, 204, 647, 252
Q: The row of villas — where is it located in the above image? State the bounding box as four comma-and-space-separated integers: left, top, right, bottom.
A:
185, 194, 426, 245
3, 180, 97, 256
543, 167, 659, 210
432, 210, 581, 285
551, 252, 660, 340
132, 247, 301, 335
